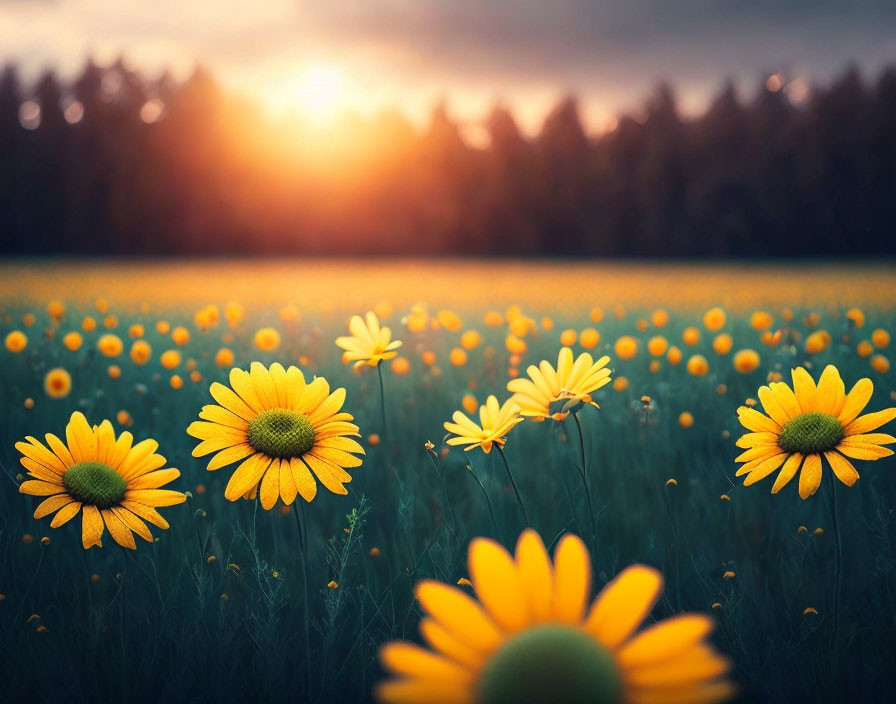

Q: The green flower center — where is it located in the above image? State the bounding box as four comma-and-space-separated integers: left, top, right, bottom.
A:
247, 408, 316, 459
477, 625, 621, 704
778, 412, 844, 455
63, 461, 127, 509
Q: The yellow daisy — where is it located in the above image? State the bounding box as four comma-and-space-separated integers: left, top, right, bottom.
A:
335, 311, 403, 368
187, 362, 364, 508
444, 395, 523, 454
16, 412, 185, 549
376, 529, 733, 704
507, 347, 612, 421
735, 364, 896, 499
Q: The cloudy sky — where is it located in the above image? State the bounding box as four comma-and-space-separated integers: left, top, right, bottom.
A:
1, 0, 894, 133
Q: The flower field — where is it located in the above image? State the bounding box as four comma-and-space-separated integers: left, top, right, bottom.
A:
1, 260, 895, 703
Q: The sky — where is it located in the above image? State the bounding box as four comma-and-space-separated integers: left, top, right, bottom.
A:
1, 0, 895, 134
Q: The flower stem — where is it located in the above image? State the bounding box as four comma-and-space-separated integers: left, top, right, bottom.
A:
467, 457, 501, 539
186, 491, 204, 562
293, 501, 311, 703
571, 412, 597, 545
497, 446, 530, 527
828, 478, 844, 672
376, 362, 388, 440
426, 449, 459, 542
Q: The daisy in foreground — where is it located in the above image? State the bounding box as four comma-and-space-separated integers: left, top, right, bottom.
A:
507, 347, 612, 421
736, 364, 896, 499
187, 362, 364, 508
16, 412, 185, 549
444, 396, 523, 454
335, 311, 402, 368
376, 530, 733, 704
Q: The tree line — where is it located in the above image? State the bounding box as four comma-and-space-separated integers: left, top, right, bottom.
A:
1, 59, 894, 257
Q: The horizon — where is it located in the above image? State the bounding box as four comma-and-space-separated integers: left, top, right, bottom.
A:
4, 54, 889, 146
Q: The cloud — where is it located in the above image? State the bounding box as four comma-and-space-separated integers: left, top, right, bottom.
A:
0, 0, 893, 128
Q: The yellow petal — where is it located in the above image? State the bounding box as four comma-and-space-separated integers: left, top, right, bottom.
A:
112, 506, 153, 542
290, 457, 318, 502
379, 642, 474, 683
814, 365, 845, 415
66, 412, 98, 464
374, 679, 474, 704
419, 618, 485, 671
514, 529, 553, 622
224, 454, 270, 501
124, 489, 186, 507
736, 407, 780, 433
102, 508, 136, 550
50, 500, 82, 528
207, 443, 255, 471
742, 453, 786, 486
209, 382, 256, 421
127, 468, 181, 490
551, 533, 591, 624
617, 614, 715, 667
771, 453, 803, 493
19, 479, 64, 496
121, 500, 169, 529
259, 460, 280, 510
844, 408, 896, 436
825, 452, 859, 487
33, 493, 75, 519
81, 504, 104, 549
250, 361, 278, 410
584, 565, 662, 649
229, 367, 265, 414
414, 580, 503, 654
279, 459, 298, 505
798, 453, 823, 499
757, 386, 790, 427
468, 537, 530, 632
837, 378, 873, 427
791, 366, 817, 413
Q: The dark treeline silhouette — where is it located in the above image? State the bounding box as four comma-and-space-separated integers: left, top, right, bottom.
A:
1, 58, 895, 257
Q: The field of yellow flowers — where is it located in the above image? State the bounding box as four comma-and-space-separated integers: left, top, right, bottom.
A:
1, 260, 895, 703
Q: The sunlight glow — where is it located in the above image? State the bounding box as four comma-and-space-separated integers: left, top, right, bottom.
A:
281, 63, 349, 124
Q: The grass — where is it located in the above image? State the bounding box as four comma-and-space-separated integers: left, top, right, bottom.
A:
0, 261, 895, 703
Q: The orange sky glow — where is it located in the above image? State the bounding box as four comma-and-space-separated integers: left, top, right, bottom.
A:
1, 0, 893, 139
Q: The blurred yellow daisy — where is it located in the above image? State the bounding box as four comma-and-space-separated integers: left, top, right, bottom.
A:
507, 347, 612, 421
16, 412, 185, 549
335, 311, 402, 368
444, 395, 523, 454
735, 365, 896, 499
376, 529, 733, 704
187, 362, 364, 508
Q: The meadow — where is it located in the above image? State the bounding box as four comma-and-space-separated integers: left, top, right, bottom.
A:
1, 260, 895, 703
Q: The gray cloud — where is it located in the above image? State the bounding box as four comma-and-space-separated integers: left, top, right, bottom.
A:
0, 0, 893, 127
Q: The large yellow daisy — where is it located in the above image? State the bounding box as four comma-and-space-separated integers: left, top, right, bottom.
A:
507, 347, 612, 421
187, 362, 364, 508
376, 529, 733, 704
16, 411, 185, 549
444, 396, 524, 454
735, 364, 896, 499
335, 311, 403, 368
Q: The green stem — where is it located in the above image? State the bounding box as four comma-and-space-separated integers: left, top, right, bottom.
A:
829, 478, 843, 671
467, 457, 501, 539
293, 501, 311, 703
571, 412, 597, 544
376, 362, 388, 440
497, 446, 530, 527
186, 492, 204, 561
426, 449, 459, 542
